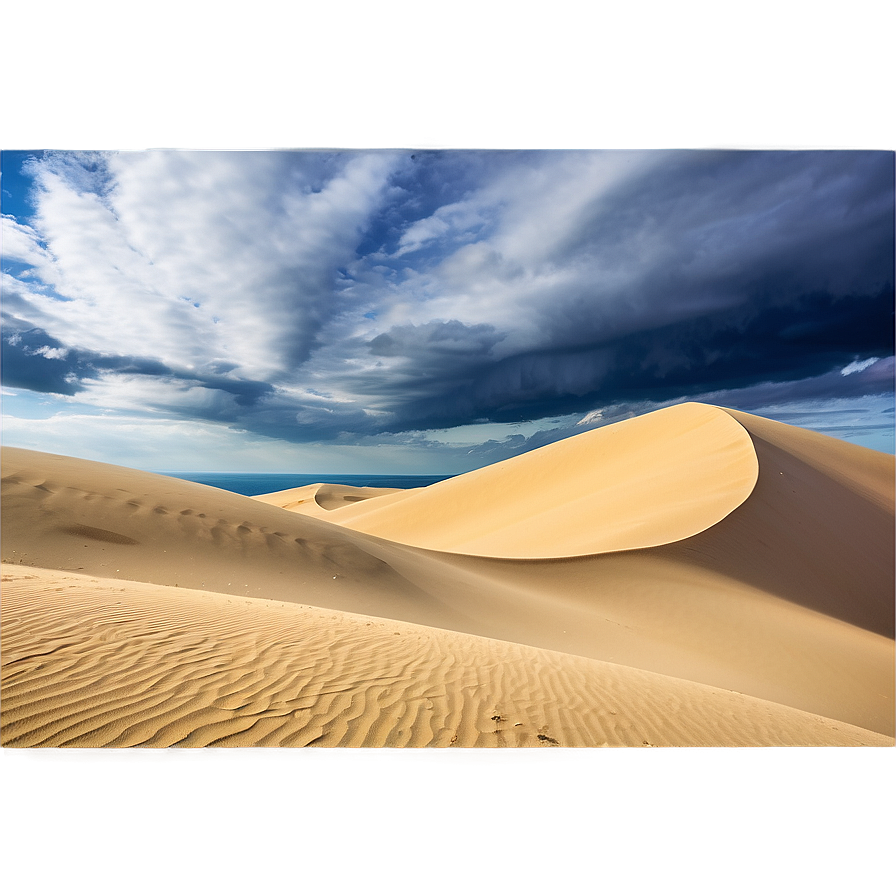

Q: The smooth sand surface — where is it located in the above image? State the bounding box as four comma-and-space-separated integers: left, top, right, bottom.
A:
315, 402, 760, 557
2, 402, 893, 746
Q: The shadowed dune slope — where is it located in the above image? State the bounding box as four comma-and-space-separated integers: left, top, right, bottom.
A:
320, 403, 759, 557
658, 408, 895, 636
3, 567, 889, 748
0, 446, 470, 628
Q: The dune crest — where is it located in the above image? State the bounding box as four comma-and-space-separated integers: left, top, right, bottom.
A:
320, 403, 759, 558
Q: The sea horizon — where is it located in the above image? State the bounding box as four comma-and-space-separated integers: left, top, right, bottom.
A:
156, 471, 456, 496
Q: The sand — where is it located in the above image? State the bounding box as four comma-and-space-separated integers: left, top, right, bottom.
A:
322, 402, 761, 557
253, 483, 403, 519
2, 402, 893, 746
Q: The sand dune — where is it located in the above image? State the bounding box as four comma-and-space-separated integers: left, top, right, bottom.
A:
2, 402, 893, 746
253, 482, 403, 518
315, 403, 760, 557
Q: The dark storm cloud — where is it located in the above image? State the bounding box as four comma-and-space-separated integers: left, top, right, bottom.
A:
351, 151, 894, 434
369, 320, 505, 370
1, 325, 82, 395
184, 153, 894, 442
459, 357, 896, 467
558, 150, 892, 295
363, 285, 893, 432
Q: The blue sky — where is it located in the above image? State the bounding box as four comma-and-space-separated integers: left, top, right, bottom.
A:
1, 149, 893, 471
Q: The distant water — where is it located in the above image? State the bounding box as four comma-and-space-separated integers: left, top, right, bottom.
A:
157, 472, 455, 497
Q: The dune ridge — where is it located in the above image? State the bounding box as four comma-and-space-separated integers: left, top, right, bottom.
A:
252, 482, 403, 518
2, 402, 893, 745
311, 403, 760, 558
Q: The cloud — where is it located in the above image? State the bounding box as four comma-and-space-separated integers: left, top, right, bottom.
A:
393, 198, 490, 257
1, 325, 81, 394
338, 151, 893, 436
841, 357, 878, 376
1, 149, 892, 459
458, 359, 896, 464
367, 320, 506, 387
12, 149, 402, 380
1, 214, 52, 267
357, 286, 893, 432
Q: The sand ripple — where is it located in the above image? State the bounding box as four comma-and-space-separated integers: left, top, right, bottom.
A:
2, 568, 889, 748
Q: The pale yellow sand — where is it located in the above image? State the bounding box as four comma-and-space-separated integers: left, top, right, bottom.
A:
308, 402, 760, 557
2, 567, 889, 747
2, 402, 893, 745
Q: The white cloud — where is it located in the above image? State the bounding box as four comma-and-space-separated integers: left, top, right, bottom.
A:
14, 150, 402, 382
394, 198, 487, 256
375, 151, 663, 354
577, 409, 603, 425
30, 345, 68, 360
1, 214, 52, 266
841, 357, 878, 376
74, 373, 245, 417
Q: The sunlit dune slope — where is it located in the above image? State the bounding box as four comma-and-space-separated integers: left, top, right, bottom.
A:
314, 403, 759, 557
3, 567, 889, 748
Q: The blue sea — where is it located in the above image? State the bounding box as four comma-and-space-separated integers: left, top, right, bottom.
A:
157, 471, 455, 497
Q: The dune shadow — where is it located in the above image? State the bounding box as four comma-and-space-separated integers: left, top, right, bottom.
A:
60, 524, 139, 546
659, 432, 895, 637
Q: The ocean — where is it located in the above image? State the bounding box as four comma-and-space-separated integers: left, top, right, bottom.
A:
157, 472, 455, 496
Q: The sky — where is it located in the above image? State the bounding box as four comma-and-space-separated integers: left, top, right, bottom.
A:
1, 148, 893, 471
0, 0, 896, 474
